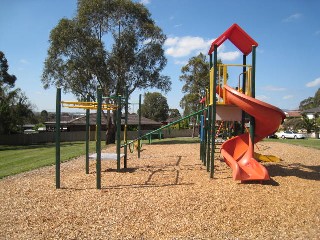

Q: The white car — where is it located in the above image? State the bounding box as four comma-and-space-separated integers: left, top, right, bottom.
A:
276, 131, 306, 139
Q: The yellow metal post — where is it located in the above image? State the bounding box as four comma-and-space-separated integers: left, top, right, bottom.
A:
223, 65, 227, 104
210, 67, 214, 105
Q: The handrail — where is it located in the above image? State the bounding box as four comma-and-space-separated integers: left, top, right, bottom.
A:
121, 107, 208, 148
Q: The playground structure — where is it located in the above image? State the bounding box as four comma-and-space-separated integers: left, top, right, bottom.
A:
55, 88, 127, 189
55, 87, 204, 189
55, 23, 286, 189
202, 23, 286, 181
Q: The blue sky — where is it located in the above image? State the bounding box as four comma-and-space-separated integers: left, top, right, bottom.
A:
1, 0, 319, 114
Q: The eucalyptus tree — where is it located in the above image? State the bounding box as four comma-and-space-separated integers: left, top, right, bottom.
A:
42, 0, 170, 143
179, 53, 210, 116
179, 53, 223, 116
0, 51, 34, 134
141, 92, 169, 122
42, 0, 170, 100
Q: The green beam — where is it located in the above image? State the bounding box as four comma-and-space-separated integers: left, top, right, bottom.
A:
210, 45, 218, 178
85, 94, 90, 174
250, 46, 256, 146
138, 94, 142, 158
206, 106, 211, 170
96, 88, 102, 189
124, 86, 128, 168
116, 95, 121, 171
241, 55, 247, 134
55, 88, 61, 189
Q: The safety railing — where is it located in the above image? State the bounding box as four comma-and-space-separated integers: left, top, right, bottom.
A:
210, 64, 252, 105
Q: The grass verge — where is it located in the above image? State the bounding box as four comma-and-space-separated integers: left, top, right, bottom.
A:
1, 137, 318, 179
263, 138, 320, 150
0, 141, 108, 179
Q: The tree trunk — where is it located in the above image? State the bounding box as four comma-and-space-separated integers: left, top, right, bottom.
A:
105, 113, 116, 144
191, 117, 196, 138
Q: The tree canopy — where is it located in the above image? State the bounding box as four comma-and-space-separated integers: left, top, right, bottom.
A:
140, 92, 169, 122
179, 53, 224, 115
299, 88, 320, 110
0, 51, 34, 134
42, 0, 171, 101
168, 109, 181, 119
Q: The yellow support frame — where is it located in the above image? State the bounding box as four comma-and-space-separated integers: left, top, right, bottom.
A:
61, 101, 118, 111
209, 64, 253, 105
210, 68, 214, 105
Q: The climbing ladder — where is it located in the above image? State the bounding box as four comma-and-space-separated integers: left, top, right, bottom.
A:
214, 121, 225, 153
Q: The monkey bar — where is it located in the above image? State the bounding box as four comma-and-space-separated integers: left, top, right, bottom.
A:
61, 101, 118, 111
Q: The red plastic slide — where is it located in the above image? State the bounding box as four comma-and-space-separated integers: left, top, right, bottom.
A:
220, 85, 286, 181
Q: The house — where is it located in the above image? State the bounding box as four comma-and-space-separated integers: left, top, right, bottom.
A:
302, 107, 320, 119
44, 113, 162, 131
283, 110, 302, 119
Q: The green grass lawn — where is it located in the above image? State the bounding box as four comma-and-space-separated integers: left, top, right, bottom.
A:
0, 141, 109, 179
263, 138, 320, 150
0, 137, 318, 179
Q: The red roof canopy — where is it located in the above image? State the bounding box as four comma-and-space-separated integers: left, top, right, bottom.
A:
208, 24, 258, 56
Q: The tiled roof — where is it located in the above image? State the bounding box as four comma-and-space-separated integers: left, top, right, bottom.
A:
46, 113, 161, 126
302, 107, 320, 114
284, 110, 301, 118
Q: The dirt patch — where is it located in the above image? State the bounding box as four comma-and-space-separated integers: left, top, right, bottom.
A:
0, 141, 319, 239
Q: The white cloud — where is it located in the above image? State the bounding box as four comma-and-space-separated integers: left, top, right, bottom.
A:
256, 95, 269, 101
140, 0, 150, 5
283, 95, 294, 100
218, 51, 241, 61
263, 85, 286, 91
174, 60, 188, 65
165, 36, 212, 58
283, 13, 302, 22
20, 59, 29, 64
306, 77, 320, 87
164, 36, 241, 62
165, 37, 179, 46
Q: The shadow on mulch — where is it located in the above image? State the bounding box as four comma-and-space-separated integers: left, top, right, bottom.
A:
102, 182, 195, 191
267, 163, 320, 181
239, 179, 280, 186
82, 155, 197, 191
149, 139, 200, 145
102, 168, 138, 173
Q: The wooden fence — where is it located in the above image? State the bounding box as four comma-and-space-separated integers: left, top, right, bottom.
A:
0, 129, 197, 145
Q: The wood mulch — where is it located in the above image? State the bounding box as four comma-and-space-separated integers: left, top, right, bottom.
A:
0, 141, 319, 239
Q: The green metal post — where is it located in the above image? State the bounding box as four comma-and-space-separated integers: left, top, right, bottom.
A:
250, 46, 256, 146
206, 106, 211, 170
138, 94, 141, 158
116, 95, 121, 171
85, 94, 90, 174
124, 86, 128, 168
210, 45, 218, 178
241, 55, 247, 134
202, 105, 206, 164
202, 109, 207, 165
96, 88, 102, 189
55, 88, 61, 189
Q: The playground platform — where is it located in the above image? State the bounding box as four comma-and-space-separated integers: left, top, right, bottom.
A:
89, 153, 125, 160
